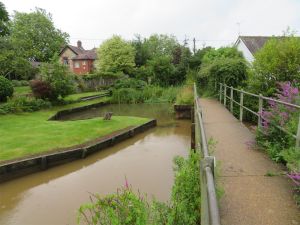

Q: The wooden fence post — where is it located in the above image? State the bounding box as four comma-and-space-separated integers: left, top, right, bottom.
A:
239, 90, 244, 122
258, 94, 263, 127
296, 115, 300, 147
219, 84, 222, 102
230, 86, 233, 113
223, 84, 227, 106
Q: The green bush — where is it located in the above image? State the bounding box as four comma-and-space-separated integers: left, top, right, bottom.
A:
114, 78, 147, 90
38, 60, 76, 100
280, 147, 300, 172
247, 35, 300, 97
168, 150, 201, 225
11, 80, 29, 87
0, 76, 14, 102
198, 57, 247, 91
0, 97, 51, 114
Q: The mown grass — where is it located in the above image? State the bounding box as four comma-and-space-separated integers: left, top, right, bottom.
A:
0, 98, 149, 162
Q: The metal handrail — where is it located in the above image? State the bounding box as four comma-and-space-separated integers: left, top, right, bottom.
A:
219, 83, 300, 147
194, 83, 221, 225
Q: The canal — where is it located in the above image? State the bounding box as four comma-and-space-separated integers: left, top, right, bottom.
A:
0, 104, 191, 225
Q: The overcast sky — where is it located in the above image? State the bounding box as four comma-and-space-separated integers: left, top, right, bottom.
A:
2, 0, 300, 50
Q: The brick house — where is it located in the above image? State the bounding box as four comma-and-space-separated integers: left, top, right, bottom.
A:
59, 41, 97, 75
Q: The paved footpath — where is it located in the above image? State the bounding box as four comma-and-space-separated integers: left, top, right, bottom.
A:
200, 98, 300, 225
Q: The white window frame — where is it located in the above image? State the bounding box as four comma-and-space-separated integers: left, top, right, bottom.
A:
74, 61, 80, 68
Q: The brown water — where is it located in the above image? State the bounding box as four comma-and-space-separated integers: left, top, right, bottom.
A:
0, 104, 191, 225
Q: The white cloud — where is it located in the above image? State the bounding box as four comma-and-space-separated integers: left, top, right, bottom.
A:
2, 0, 300, 49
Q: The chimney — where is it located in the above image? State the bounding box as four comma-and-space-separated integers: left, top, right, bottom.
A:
77, 40, 82, 49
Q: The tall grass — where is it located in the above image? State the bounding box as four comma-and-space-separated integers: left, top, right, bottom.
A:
175, 85, 194, 105
110, 86, 180, 104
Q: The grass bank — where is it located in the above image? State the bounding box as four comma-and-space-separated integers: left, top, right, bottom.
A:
0, 98, 149, 162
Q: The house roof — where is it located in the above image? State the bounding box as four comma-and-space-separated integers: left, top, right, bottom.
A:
238, 36, 271, 55
59, 44, 97, 60
72, 49, 97, 60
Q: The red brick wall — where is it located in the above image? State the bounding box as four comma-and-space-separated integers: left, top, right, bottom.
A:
72, 59, 95, 75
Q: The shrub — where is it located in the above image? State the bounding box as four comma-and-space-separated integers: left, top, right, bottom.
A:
168, 150, 201, 225
0, 97, 51, 114
78, 184, 151, 225
256, 82, 300, 164
0, 76, 14, 102
147, 55, 176, 87
38, 60, 76, 100
11, 80, 21, 87
198, 57, 247, 91
247, 35, 300, 97
114, 78, 147, 90
281, 147, 300, 173
30, 80, 53, 100
20, 80, 29, 86
11, 80, 29, 87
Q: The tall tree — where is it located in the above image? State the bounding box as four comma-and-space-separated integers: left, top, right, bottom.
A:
96, 35, 136, 75
10, 8, 69, 62
0, 37, 35, 79
142, 34, 179, 61
0, 1, 9, 36
131, 34, 150, 67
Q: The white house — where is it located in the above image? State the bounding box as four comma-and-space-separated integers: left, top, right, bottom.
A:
234, 36, 271, 63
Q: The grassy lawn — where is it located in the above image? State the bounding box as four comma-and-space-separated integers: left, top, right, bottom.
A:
13, 86, 31, 96
0, 99, 149, 162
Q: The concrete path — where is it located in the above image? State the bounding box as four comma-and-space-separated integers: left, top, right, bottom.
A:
200, 98, 300, 225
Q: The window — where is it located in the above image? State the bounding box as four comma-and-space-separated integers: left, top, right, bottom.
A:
63, 57, 68, 65
74, 61, 80, 68
82, 61, 86, 65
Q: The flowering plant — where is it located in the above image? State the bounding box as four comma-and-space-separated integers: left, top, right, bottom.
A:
256, 82, 300, 162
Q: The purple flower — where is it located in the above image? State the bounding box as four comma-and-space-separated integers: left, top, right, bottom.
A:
287, 173, 300, 186
124, 176, 129, 189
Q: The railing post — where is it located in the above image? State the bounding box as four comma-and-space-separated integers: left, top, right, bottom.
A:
258, 94, 263, 127
296, 115, 300, 147
230, 86, 233, 113
239, 90, 244, 122
219, 83, 222, 102
223, 84, 227, 106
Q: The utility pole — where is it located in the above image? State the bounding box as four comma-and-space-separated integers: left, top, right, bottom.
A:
183, 35, 189, 47
193, 38, 196, 54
